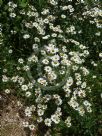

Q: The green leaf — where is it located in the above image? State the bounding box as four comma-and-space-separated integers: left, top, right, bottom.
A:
19, 0, 28, 7
0, 0, 3, 5
85, 0, 95, 6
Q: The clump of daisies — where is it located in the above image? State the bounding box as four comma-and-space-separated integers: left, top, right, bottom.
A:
0, 0, 102, 135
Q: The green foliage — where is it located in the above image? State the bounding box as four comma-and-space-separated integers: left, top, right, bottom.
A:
18, 0, 28, 7
0, 0, 2, 5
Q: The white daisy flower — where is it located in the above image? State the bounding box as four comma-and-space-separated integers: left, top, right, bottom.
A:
44, 118, 52, 126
